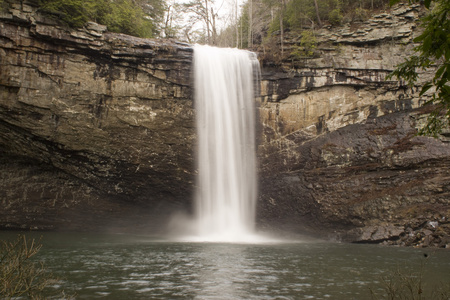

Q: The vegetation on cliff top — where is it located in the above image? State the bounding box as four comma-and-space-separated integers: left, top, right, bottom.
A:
9, 0, 393, 46
33, 0, 164, 38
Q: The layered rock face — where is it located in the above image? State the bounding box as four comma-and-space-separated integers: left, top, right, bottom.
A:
0, 2, 449, 246
257, 4, 450, 247
0, 1, 194, 231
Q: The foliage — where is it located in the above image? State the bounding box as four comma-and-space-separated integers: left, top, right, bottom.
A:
217, 0, 389, 48
36, 0, 164, 37
237, 3, 250, 48
37, 0, 91, 27
277, 0, 388, 32
353, 7, 369, 21
0, 234, 70, 299
388, 0, 450, 136
266, 14, 281, 36
248, 0, 389, 58
291, 30, 317, 59
285, 0, 317, 30
101, 0, 154, 37
328, 8, 343, 25
259, 35, 283, 65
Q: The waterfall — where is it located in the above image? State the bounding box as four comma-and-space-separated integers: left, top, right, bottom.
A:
193, 45, 260, 242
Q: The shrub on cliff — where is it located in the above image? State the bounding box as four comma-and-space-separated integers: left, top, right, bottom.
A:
36, 0, 164, 38
290, 30, 317, 62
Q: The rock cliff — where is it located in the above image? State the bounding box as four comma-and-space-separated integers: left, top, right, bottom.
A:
0, 1, 449, 246
257, 4, 450, 247
0, 0, 195, 232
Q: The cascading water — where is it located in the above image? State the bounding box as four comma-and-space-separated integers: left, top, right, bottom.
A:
193, 44, 260, 242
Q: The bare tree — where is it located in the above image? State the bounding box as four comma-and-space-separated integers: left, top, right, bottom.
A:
235, 0, 239, 47
248, 0, 253, 48
313, 0, 322, 27
183, 0, 219, 44
279, 0, 285, 56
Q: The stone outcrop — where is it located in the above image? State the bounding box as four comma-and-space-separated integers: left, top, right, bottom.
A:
0, 1, 449, 246
256, 4, 450, 247
0, 0, 194, 231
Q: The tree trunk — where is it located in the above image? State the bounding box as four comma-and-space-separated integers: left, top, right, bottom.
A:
279, 0, 284, 57
211, 8, 217, 45
248, 0, 253, 48
313, 0, 322, 27
204, 0, 211, 44
235, 0, 239, 47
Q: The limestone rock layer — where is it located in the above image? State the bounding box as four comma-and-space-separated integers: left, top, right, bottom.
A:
257, 4, 450, 247
1, 1, 194, 231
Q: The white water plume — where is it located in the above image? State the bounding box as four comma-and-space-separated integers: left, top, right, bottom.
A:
192, 44, 260, 242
